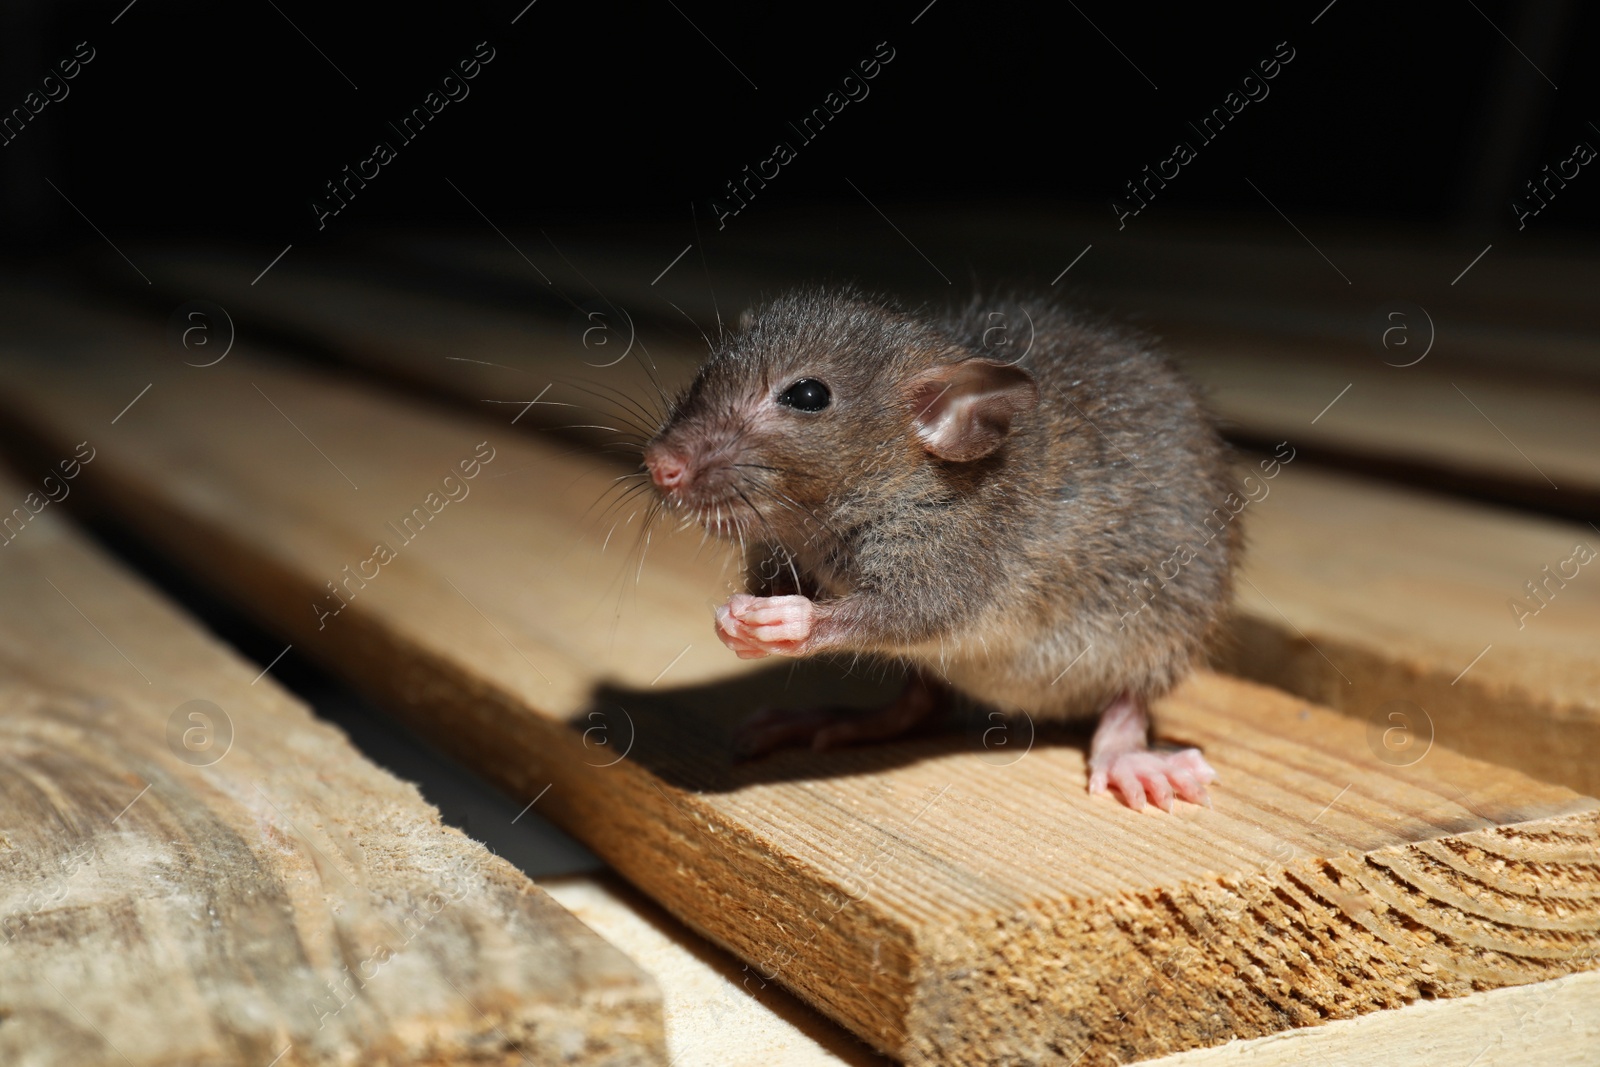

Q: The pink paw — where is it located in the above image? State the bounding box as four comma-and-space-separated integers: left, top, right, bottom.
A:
715, 594, 815, 659
1089, 747, 1216, 812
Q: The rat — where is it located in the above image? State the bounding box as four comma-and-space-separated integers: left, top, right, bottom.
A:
641, 287, 1240, 811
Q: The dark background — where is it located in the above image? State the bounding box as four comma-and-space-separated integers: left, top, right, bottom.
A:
2, 0, 1596, 249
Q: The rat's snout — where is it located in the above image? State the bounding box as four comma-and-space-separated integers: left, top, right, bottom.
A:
644, 442, 690, 491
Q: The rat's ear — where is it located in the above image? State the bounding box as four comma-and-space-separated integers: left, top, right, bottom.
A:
909, 359, 1039, 462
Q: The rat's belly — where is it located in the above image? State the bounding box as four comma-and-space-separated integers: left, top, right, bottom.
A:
900, 615, 1124, 720
937, 652, 1120, 720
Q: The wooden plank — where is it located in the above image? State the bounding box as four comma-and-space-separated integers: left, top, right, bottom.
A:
110, 252, 1600, 795
425, 745, 1595, 1067
2, 291, 1598, 1066
1223, 461, 1600, 797
0, 468, 663, 1065
1167, 334, 1600, 520
554, 872, 1600, 1067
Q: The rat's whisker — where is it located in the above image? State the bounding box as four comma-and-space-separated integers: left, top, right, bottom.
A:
554, 422, 627, 434
604, 477, 655, 508
633, 501, 666, 588
511, 433, 646, 465
597, 495, 655, 623
559, 378, 664, 437
667, 299, 720, 357
585, 479, 655, 536
689, 202, 726, 347
600, 512, 630, 554
448, 355, 537, 374
749, 483, 846, 545
743, 484, 809, 531
481, 397, 587, 410
629, 339, 674, 414
732, 485, 804, 593
588, 425, 646, 443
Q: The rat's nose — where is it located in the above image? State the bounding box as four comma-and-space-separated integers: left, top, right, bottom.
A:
644, 445, 689, 491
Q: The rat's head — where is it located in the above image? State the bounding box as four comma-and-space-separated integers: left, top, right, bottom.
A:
643, 287, 1038, 547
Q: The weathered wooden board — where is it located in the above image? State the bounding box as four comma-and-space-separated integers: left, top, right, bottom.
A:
103, 256, 1600, 796
0, 471, 663, 1065
2, 293, 1597, 1066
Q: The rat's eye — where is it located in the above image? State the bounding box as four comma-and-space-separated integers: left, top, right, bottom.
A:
777, 378, 831, 412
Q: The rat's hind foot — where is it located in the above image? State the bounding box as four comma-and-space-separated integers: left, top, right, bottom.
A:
1088, 747, 1216, 812
1088, 691, 1216, 812
734, 670, 944, 759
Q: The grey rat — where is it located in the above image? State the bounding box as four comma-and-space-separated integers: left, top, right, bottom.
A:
641, 287, 1241, 811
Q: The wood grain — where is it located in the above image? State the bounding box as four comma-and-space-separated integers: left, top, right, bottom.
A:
0, 469, 663, 1065
2, 291, 1596, 1065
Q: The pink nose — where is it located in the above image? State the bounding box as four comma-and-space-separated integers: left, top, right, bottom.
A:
645, 447, 688, 490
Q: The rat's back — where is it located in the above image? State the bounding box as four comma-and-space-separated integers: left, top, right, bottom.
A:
933, 296, 1240, 720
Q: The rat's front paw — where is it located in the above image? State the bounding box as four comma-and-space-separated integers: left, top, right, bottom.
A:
715, 594, 816, 659
1089, 747, 1216, 813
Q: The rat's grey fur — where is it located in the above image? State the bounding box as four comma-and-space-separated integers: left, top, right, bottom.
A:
648, 287, 1240, 721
